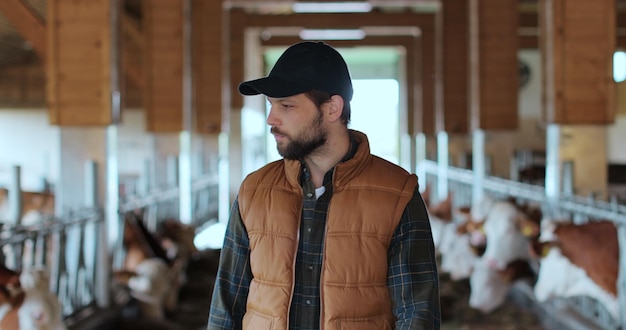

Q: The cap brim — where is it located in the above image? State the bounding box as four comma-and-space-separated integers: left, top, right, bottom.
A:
238, 76, 312, 98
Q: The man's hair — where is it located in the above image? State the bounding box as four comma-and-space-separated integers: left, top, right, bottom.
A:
305, 90, 351, 125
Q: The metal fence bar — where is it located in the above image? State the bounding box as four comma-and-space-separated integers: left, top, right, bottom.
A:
422, 159, 625, 329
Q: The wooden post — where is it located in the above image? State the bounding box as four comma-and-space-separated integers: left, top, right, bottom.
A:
47, 0, 121, 126
192, 0, 225, 134
540, 0, 615, 200
440, 0, 469, 134
143, 0, 184, 132
468, 0, 519, 131
540, 0, 615, 124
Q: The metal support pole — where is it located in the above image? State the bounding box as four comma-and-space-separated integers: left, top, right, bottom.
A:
9, 165, 22, 225
179, 0, 193, 224
436, 131, 449, 202
140, 159, 152, 195
415, 133, 427, 192
545, 124, 561, 204
562, 160, 574, 196
472, 129, 486, 206
84, 160, 98, 207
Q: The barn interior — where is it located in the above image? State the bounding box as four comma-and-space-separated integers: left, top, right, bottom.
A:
0, 0, 625, 329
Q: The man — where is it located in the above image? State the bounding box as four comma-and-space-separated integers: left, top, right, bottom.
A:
208, 41, 440, 329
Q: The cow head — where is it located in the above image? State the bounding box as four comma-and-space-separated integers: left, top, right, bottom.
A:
480, 201, 532, 270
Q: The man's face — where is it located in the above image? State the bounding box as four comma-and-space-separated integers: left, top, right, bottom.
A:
267, 93, 327, 160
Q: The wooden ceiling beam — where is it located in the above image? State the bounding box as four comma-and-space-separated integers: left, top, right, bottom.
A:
0, 0, 46, 60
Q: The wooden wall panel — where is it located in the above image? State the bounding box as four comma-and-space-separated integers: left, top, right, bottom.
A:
0, 62, 45, 107
143, 0, 184, 132
469, 0, 518, 130
441, 0, 469, 134
193, 0, 223, 134
540, 0, 615, 124
47, 0, 117, 126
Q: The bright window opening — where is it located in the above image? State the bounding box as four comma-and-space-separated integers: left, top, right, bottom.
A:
614, 51, 626, 83
349, 79, 400, 164
266, 79, 400, 165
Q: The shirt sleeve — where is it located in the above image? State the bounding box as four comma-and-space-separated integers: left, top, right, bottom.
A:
208, 197, 252, 330
388, 187, 441, 330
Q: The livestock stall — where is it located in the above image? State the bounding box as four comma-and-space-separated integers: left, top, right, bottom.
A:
422, 159, 626, 330
0, 165, 219, 329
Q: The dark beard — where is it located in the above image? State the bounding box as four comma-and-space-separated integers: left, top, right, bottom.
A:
277, 112, 327, 160
279, 133, 326, 160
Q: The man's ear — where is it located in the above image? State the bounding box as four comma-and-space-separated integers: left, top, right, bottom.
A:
326, 95, 344, 122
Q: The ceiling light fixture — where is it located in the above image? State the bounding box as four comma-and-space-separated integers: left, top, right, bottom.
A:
299, 29, 366, 40
292, 2, 372, 13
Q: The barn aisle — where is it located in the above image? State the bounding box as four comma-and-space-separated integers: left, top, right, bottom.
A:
110, 250, 598, 330
166, 252, 546, 330
166, 255, 546, 330
168, 248, 220, 329
439, 273, 545, 330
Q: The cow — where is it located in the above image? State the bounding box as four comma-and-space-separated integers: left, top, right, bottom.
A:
454, 207, 487, 257
463, 196, 538, 271
446, 195, 556, 314
113, 212, 179, 320
125, 258, 172, 319
532, 220, 620, 320
468, 258, 535, 313
439, 229, 479, 281
0, 266, 66, 330
0, 188, 55, 225
155, 219, 199, 313
0, 189, 56, 271
426, 195, 488, 281
424, 193, 481, 281
426, 192, 453, 251
0, 264, 21, 324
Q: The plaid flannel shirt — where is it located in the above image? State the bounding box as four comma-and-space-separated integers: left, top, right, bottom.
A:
208, 142, 440, 330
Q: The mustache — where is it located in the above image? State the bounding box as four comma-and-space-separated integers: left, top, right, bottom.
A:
270, 127, 287, 136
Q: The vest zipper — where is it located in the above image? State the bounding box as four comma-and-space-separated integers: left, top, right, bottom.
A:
286, 197, 302, 329
319, 170, 336, 330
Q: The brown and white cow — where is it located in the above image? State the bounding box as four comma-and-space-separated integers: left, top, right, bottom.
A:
468, 257, 535, 313
114, 212, 179, 319
0, 265, 66, 330
430, 197, 482, 281
458, 195, 542, 271
531, 219, 620, 320
0, 189, 55, 225
155, 218, 199, 313
449, 196, 549, 314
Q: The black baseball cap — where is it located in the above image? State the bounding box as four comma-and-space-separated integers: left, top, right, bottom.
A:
238, 41, 354, 101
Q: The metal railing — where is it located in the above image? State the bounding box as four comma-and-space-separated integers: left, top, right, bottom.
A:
421, 159, 625, 330
0, 208, 104, 318
0, 170, 220, 327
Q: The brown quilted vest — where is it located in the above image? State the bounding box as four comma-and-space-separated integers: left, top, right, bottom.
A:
238, 131, 417, 330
